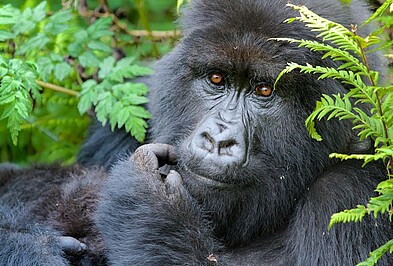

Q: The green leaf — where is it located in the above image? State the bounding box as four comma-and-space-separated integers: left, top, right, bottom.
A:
37, 57, 53, 82
78, 94, 94, 114
54, 62, 72, 81
0, 5, 20, 25
12, 7, 40, 34
50, 53, 63, 62
127, 83, 149, 95
357, 239, 393, 266
78, 51, 100, 68
16, 33, 50, 55
126, 116, 148, 142
0, 93, 15, 104
329, 205, 368, 229
87, 41, 112, 53
68, 42, 84, 58
127, 106, 151, 119
87, 17, 114, 39
0, 76, 18, 94
0, 30, 15, 41
123, 94, 149, 105
44, 10, 73, 35
81, 79, 98, 92
362, 0, 393, 26
128, 64, 153, 77
98, 57, 116, 79
32, 1, 47, 22
0, 64, 8, 78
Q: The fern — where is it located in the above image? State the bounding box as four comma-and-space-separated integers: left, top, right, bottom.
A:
329, 205, 368, 229
275, 2, 393, 265
357, 239, 393, 266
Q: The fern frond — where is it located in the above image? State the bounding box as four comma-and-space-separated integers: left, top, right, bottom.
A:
329, 205, 368, 229
362, 0, 393, 26
329, 153, 385, 165
271, 38, 367, 73
305, 94, 358, 140
368, 194, 393, 219
352, 108, 386, 140
357, 239, 393, 266
276, 62, 378, 109
286, 4, 362, 57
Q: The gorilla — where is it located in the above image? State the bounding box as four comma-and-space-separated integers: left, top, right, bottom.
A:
1, 0, 392, 265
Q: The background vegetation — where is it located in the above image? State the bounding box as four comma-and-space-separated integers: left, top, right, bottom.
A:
0, 0, 179, 165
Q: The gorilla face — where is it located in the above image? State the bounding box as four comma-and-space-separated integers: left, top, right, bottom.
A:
151, 15, 349, 185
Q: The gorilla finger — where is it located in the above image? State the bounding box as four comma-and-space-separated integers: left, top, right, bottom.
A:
132, 146, 159, 171
58, 236, 87, 254
143, 143, 177, 165
165, 170, 185, 197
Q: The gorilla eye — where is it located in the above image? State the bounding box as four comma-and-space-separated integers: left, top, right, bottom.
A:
255, 84, 273, 97
209, 73, 224, 86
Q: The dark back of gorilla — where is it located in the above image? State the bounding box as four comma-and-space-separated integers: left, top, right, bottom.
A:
1, 0, 392, 265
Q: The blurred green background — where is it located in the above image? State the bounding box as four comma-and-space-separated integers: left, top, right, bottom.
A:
0, 0, 180, 165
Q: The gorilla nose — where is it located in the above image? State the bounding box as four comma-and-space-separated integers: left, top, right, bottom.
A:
192, 120, 246, 166
200, 132, 238, 157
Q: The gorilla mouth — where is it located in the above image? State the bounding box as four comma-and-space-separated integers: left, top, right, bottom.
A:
180, 165, 233, 187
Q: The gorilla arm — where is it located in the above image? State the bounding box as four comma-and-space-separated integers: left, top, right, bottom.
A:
284, 161, 392, 265
95, 143, 226, 265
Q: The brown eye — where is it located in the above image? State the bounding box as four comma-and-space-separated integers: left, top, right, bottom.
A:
209, 73, 224, 85
255, 84, 273, 97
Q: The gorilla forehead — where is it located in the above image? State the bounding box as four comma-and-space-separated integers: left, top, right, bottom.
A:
178, 1, 321, 85
181, 0, 351, 33
178, 0, 355, 76
181, 0, 295, 35
182, 29, 285, 82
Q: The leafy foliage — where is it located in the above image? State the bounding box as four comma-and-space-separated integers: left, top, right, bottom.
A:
274, 2, 393, 265
78, 57, 153, 142
0, 57, 41, 145
0, 0, 178, 164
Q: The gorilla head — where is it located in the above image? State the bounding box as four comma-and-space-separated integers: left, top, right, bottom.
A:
144, 0, 366, 247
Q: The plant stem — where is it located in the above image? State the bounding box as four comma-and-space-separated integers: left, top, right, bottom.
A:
36, 80, 79, 96
352, 26, 392, 174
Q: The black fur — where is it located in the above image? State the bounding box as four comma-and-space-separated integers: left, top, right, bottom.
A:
1, 0, 391, 265
0, 165, 107, 265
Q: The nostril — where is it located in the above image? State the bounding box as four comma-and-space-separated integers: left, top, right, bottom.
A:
219, 139, 237, 148
200, 132, 215, 152
218, 139, 238, 156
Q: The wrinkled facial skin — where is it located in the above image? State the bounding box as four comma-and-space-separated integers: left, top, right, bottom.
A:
182, 80, 271, 181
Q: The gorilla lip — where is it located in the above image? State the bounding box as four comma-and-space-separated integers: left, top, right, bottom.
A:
181, 165, 233, 187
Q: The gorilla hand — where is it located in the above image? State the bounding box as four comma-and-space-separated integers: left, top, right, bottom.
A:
131, 143, 186, 200
97, 144, 220, 265
132, 143, 177, 172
